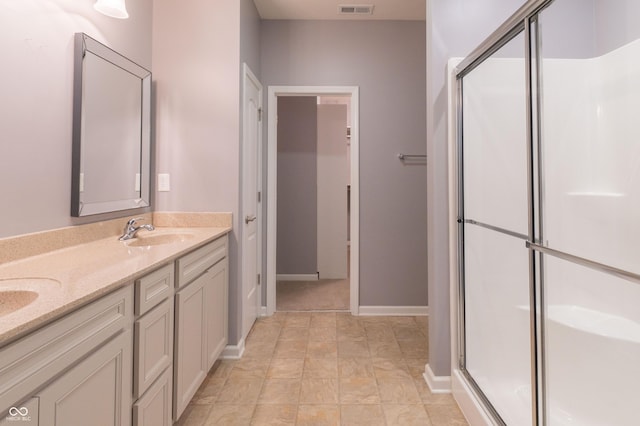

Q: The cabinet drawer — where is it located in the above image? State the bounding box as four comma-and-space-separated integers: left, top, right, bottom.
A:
0, 285, 133, 417
134, 298, 173, 399
176, 236, 226, 289
135, 264, 174, 316
133, 367, 172, 426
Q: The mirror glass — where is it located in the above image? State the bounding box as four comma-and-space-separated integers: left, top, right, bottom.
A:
71, 33, 151, 216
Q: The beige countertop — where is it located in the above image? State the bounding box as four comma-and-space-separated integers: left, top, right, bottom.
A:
0, 225, 230, 346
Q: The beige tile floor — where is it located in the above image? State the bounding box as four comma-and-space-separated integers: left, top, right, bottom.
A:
177, 312, 468, 426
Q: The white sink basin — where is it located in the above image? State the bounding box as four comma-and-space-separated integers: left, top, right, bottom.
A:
0, 290, 39, 317
0, 278, 61, 317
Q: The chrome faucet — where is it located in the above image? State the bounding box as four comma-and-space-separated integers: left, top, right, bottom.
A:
119, 217, 155, 241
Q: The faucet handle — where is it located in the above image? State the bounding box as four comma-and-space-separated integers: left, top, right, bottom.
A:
126, 217, 143, 226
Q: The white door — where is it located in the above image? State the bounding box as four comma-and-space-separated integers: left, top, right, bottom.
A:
241, 63, 262, 340
317, 104, 348, 279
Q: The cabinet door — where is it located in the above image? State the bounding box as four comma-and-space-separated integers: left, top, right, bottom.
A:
173, 275, 207, 421
133, 368, 172, 426
134, 298, 173, 399
38, 330, 132, 426
206, 259, 228, 370
0, 286, 132, 415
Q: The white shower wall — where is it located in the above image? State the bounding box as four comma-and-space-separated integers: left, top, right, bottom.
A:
541, 38, 640, 426
542, 39, 640, 320
465, 40, 640, 278
463, 39, 640, 333
460, 38, 640, 425
543, 38, 640, 277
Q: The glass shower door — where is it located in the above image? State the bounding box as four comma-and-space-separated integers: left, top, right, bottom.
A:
459, 31, 533, 426
455, 1, 640, 424
536, 1, 640, 424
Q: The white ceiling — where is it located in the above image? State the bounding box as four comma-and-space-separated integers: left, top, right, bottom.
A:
253, 0, 425, 21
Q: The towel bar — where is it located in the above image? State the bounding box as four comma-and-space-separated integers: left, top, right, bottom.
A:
397, 153, 427, 161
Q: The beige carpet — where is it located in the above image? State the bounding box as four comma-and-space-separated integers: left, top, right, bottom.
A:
276, 278, 350, 311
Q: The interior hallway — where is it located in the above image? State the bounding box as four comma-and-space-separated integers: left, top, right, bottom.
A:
176, 312, 467, 425
276, 279, 350, 311
276, 248, 351, 311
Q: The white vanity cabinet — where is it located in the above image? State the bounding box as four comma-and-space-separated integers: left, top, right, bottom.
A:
0, 230, 230, 426
173, 235, 228, 420
132, 264, 174, 426
0, 285, 133, 426
37, 330, 132, 426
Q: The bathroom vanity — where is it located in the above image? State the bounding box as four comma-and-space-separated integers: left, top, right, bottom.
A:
0, 218, 230, 425
0, 32, 231, 426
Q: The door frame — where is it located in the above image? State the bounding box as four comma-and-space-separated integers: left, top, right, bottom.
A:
241, 63, 263, 338
266, 85, 360, 316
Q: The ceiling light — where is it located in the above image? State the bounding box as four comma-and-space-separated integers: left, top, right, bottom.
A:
94, 0, 129, 19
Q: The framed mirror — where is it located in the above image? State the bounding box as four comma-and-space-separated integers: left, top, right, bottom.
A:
71, 33, 151, 217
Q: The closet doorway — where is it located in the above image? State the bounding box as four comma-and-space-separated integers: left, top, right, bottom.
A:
266, 86, 359, 315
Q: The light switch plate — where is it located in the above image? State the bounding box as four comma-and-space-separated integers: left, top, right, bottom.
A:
158, 173, 170, 192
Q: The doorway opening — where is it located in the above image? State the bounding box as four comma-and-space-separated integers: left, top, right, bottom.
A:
266, 86, 359, 316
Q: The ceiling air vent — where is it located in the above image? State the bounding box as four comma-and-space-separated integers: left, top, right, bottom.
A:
338, 4, 374, 15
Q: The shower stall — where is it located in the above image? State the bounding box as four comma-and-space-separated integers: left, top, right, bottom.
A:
448, 0, 640, 425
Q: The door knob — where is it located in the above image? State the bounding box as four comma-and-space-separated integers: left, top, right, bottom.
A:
245, 215, 257, 224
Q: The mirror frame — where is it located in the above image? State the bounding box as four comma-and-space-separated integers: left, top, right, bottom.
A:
71, 32, 152, 217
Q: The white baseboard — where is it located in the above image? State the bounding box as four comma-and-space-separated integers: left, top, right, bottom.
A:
358, 306, 429, 316
276, 274, 318, 281
260, 306, 268, 317
423, 364, 451, 394
221, 338, 245, 359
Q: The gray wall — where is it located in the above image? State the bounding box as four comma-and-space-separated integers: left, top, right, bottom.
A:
239, 0, 262, 342
240, 0, 262, 76
261, 20, 428, 307
153, 0, 261, 346
594, 0, 640, 55
0, 0, 153, 238
538, 0, 596, 58
276, 97, 318, 275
